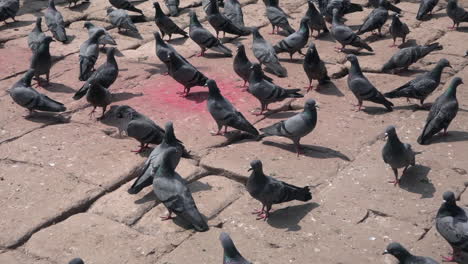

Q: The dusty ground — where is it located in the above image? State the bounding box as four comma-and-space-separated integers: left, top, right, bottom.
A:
1, 0, 468, 263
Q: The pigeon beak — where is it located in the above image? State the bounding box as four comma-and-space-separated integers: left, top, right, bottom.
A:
248, 167, 253, 171
448, 63, 453, 68
315, 104, 320, 109
382, 250, 389, 255
384, 132, 388, 139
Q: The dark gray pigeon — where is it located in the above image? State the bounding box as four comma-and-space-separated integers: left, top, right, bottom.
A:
436, 191, 468, 262
44, 0, 68, 43
331, 9, 373, 52
252, 28, 287, 78
68, 258, 85, 264
109, 0, 143, 14
304, 1, 329, 37
189, 11, 232, 57
259, 99, 317, 155
273, 18, 309, 61
346, 54, 393, 111
0, 0, 19, 23
416, 0, 438, 20
248, 63, 302, 115
417, 77, 463, 145
86, 77, 112, 119
166, 51, 208, 96
115, 105, 165, 152
383, 242, 439, 264
324, 0, 363, 22
164, 0, 180, 17
357, 0, 400, 36
84, 22, 117, 47
389, 13, 409, 47
79, 29, 106, 81
446, 0, 468, 30
206, 0, 251, 38
247, 159, 312, 220
264, 0, 295, 35
382, 42, 442, 72
30, 36, 54, 86
303, 43, 330, 92
153, 2, 188, 40
206, 79, 259, 136
9, 69, 66, 116
233, 44, 273, 87
382, 125, 416, 186
154, 31, 189, 71
224, 0, 244, 27
153, 147, 209, 232
220, 232, 252, 264
106, 7, 139, 33
28, 17, 46, 52
384, 58, 452, 106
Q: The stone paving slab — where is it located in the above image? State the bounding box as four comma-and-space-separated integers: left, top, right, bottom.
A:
0, 250, 53, 264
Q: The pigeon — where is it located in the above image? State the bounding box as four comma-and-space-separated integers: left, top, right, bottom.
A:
205, 0, 251, 38
381, 125, 416, 186
324, 0, 363, 22
233, 44, 273, 87
382, 42, 443, 72
106, 8, 139, 33
383, 242, 439, 264
417, 77, 463, 145
304, 1, 329, 37
9, 69, 66, 116
165, 51, 208, 96
86, 77, 112, 119
389, 13, 409, 47
224, 0, 244, 27
68, 258, 85, 264
206, 79, 259, 136
153, 147, 209, 232
44, 0, 68, 43
154, 31, 189, 69
264, 0, 295, 35
416, 0, 438, 20
246, 159, 312, 220
331, 9, 373, 52
164, 0, 180, 17
446, 0, 468, 30
0, 0, 19, 23
346, 54, 394, 111
128, 121, 188, 195
153, 2, 188, 40
28, 17, 46, 52
30, 36, 54, 86
384, 58, 452, 106
465, 50, 468, 57
83, 22, 117, 47
273, 18, 309, 61
79, 29, 106, 81
248, 63, 302, 115
203, 0, 224, 12
357, 0, 400, 36
251, 28, 288, 78
220, 232, 252, 264
366, 0, 400, 8
109, 0, 143, 14
436, 191, 468, 262
115, 105, 165, 152
189, 11, 232, 57
303, 43, 330, 92
66, 0, 80, 8
259, 99, 317, 155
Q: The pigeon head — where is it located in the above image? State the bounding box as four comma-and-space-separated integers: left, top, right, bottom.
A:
345, 54, 358, 63
236, 44, 245, 52
219, 232, 243, 260
43, 36, 55, 44
443, 191, 456, 205
299, 18, 310, 30
447, 0, 457, 9
250, 63, 262, 73
465, 51, 468, 57
83, 21, 94, 29
248, 159, 263, 172
115, 105, 135, 119
304, 99, 318, 111
384, 125, 397, 137
160, 147, 180, 172
450, 77, 463, 87
68, 258, 85, 264
153, 2, 161, 9
154, 32, 164, 43
48, 0, 56, 9
189, 11, 201, 26
383, 242, 411, 260
22, 69, 36, 86
205, 79, 221, 96
92, 29, 106, 39
107, 47, 117, 57
106, 7, 115, 15
251, 28, 262, 40
35, 17, 42, 28
438, 58, 452, 69
164, 121, 177, 143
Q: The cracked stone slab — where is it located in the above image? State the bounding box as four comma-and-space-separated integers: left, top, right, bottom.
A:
0, 250, 52, 264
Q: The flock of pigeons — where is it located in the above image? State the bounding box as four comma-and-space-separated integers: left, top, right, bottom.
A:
1, 0, 468, 262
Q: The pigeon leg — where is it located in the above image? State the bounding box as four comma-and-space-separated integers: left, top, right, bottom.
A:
377, 28, 382, 37
306, 80, 314, 92
389, 38, 397, 47
252, 205, 265, 215
223, 31, 226, 38
45, 72, 50, 85
210, 124, 224, 136
252, 103, 265, 116
402, 165, 409, 175
88, 107, 96, 119
197, 48, 206, 57
388, 168, 399, 186
402, 35, 406, 44
269, 25, 276, 35
443, 128, 448, 136
216, 31, 219, 38
257, 205, 271, 221
160, 211, 174, 221
97, 106, 107, 120
448, 22, 456, 30
289, 53, 293, 61
224, 126, 228, 133
294, 139, 303, 157
242, 80, 247, 88
131, 143, 147, 153
23, 109, 35, 118
353, 100, 363, 112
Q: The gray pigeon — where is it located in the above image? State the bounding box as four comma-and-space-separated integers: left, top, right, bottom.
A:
233, 44, 273, 87
382, 42, 442, 72
153, 2, 188, 40
224, 0, 244, 26
417, 77, 463, 145
389, 13, 409, 47
384, 58, 452, 106
0, 0, 19, 23
106, 8, 139, 33
247, 159, 312, 220
346, 54, 394, 111
206, 79, 259, 136
264, 0, 295, 35
9, 69, 66, 116
446, 0, 468, 30
166, 51, 208, 97
206, 0, 251, 38
357, 0, 398, 36
28, 17, 46, 52
189, 11, 232, 57
85, 77, 112, 119
220, 232, 252, 264
30, 36, 54, 86
68, 258, 85, 264
115, 105, 165, 152
304, 1, 329, 37
383, 242, 439, 264
303, 43, 330, 92
416, 0, 438, 20
128, 121, 188, 195
259, 99, 317, 155
381, 125, 416, 186
109, 0, 143, 14
273, 18, 309, 61
153, 147, 209, 232
84, 22, 117, 47
252, 28, 287, 78
324, 0, 363, 22
44, 0, 68, 43
248, 63, 302, 115
331, 9, 373, 52
79, 29, 106, 81
164, 0, 180, 17
154, 31, 189, 71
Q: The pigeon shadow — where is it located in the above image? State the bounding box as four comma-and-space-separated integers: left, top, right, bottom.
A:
134, 189, 157, 204
262, 141, 351, 161
340, 48, 374, 56
62, 35, 76, 45
265, 111, 298, 119
129, 14, 148, 24
313, 32, 335, 43
69, 1, 91, 11
118, 30, 143, 40
454, 27, 468, 33
399, 165, 434, 198
166, 36, 189, 45
24, 112, 71, 125
278, 57, 304, 64
427, 131, 468, 144
227, 37, 247, 45
112, 92, 144, 103
188, 180, 213, 193
360, 106, 393, 115
202, 53, 234, 59
184, 91, 209, 104
363, 34, 392, 43
315, 81, 344, 97
398, 39, 417, 49
41, 82, 76, 94
0, 20, 35, 31
140, 62, 168, 75
267, 202, 319, 231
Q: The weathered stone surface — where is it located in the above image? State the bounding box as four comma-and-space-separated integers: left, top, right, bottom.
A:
0, 250, 52, 264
